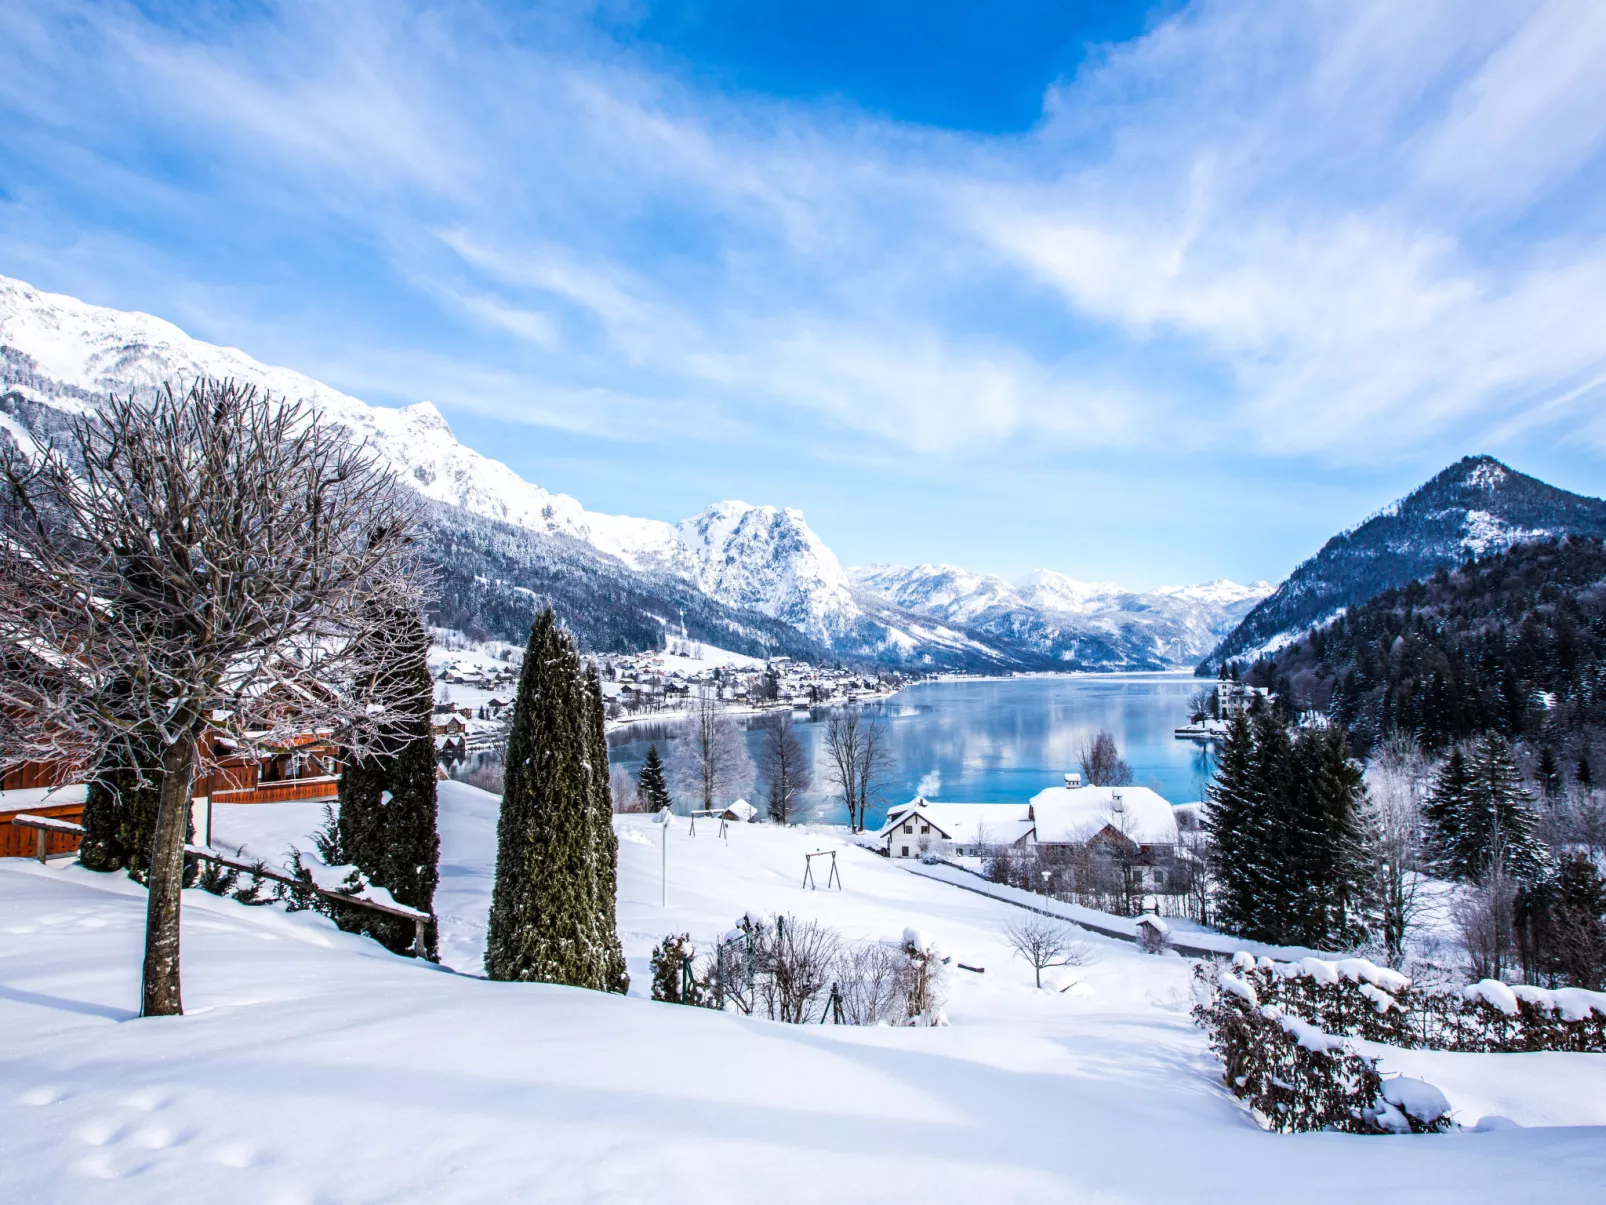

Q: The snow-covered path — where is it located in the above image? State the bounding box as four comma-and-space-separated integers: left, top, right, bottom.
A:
3, 785, 1604, 1203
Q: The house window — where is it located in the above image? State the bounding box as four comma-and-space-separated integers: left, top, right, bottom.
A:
903, 822, 913, 833
920, 825, 929, 834
901, 845, 909, 857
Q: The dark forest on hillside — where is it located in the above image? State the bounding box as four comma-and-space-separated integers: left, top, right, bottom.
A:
1250, 537, 1606, 763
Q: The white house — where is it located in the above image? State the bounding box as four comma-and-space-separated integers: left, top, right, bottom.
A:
1027, 778, 1178, 854
876, 797, 1035, 859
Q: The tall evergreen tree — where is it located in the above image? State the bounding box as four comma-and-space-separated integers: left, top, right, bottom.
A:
485, 608, 628, 992
336, 607, 441, 958
1538, 746, 1562, 798
1422, 747, 1470, 873
1427, 735, 1548, 882
1206, 711, 1370, 947
1204, 711, 1259, 935
637, 744, 672, 812
581, 662, 630, 993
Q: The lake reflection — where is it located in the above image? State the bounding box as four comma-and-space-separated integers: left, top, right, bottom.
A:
604, 673, 1216, 826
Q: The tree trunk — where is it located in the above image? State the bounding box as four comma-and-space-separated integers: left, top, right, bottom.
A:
141, 724, 198, 1018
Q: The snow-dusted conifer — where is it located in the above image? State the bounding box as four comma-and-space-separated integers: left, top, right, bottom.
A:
1428, 734, 1548, 883
637, 743, 672, 812
485, 608, 627, 992
336, 607, 440, 957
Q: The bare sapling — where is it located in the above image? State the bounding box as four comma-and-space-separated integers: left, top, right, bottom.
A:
1, 379, 422, 1017
1003, 914, 1093, 988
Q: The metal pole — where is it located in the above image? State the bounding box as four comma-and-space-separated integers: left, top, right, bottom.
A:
661, 813, 669, 907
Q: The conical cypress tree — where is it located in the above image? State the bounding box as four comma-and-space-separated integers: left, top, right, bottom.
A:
485, 608, 627, 992
638, 744, 672, 812
336, 607, 441, 957
582, 662, 629, 993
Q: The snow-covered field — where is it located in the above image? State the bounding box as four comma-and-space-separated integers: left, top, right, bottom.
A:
4, 783, 1604, 1203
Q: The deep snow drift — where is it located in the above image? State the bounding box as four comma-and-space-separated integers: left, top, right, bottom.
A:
3, 782, 1604, 1204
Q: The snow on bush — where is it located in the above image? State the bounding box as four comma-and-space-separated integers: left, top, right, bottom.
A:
1228, 954, 1606, 1054
1193, 963, 1456, 1134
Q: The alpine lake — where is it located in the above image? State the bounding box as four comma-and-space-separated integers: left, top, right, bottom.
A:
601, 672, 1215, 828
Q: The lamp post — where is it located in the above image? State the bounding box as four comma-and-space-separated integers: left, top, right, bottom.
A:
657, 807, 671, 907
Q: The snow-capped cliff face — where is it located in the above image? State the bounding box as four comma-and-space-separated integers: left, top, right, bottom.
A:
850, 564, 1272, 667
675, 502, 861, 643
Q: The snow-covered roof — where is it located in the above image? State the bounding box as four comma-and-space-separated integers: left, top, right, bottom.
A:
878, 798, 1034, 846
723, 799, 758, 822
1029, 785, 1178, 846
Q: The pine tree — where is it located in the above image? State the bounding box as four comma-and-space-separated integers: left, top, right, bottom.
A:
336, 607, 441, 958
1426, 736, 1548, 882
1204, 711, 1259, 935
1423, 747, 1470, 875
638, 744, 672, 812
1206, 711, 1370, 948
485, 608, 628, 992
1538, 746, 1562, 798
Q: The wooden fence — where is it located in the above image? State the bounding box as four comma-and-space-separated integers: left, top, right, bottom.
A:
9, 814, 432, 958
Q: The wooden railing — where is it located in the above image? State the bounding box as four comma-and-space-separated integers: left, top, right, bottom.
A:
11, 814, 432, 958
210, 775, 341, 805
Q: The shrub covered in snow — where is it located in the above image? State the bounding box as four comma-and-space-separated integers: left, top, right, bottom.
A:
1225, 952, 1606, 1053
1192, 962, 1387, 1133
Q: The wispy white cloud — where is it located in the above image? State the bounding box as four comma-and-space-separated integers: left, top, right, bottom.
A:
2, 0, 1605, 469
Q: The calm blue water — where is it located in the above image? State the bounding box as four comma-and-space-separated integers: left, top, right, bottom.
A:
605, 673, 1216, 827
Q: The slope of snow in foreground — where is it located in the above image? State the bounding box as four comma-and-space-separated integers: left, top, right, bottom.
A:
3, 783, 1604, 1204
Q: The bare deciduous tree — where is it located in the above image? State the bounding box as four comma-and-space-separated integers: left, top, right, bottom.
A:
758, 711, 810, 824
1003, 914, 1092, 988
823, 708, 893, 832
668, 687, 754, 814
609, 764, 646, 813
1, 380, 420, 1017
1078, 730, 1134, 787
1367, 730, 1432, 968
1453, 837, 1518, 983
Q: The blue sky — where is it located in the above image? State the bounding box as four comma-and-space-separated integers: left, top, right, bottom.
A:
2, 0, 1605, 589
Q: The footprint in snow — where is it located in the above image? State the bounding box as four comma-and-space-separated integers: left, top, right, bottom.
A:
207, 1139, 261, 1168
75, 1118, 127, 1147
120, 1087, 170, 1112
15, 1084, 65, 1106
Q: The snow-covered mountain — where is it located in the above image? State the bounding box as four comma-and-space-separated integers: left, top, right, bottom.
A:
852, 564, 1272, 668
0, 272, 1262, 668
1203, 455, 1606, 670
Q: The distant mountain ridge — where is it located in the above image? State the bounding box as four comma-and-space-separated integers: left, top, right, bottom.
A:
1202, 455, 1606, 671
0, 272, 1258, 668
854, 564, 1271, 669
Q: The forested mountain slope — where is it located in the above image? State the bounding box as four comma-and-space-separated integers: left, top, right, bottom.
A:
1252, 537, 1606, 757
1204, 457, 1606, 672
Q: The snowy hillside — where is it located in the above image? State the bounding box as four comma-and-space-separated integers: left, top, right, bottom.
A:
1204, 455, 1606, 670
854, 564, 1272, 668
4, 785, 1603, 1203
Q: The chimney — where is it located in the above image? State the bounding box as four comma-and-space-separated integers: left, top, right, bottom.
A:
1064, 772, 1082, 790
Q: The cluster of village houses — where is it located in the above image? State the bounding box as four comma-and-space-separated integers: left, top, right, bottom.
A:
595, 652, 911, 720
